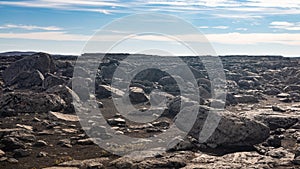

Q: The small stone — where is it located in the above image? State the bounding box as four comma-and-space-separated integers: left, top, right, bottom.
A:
293, 156, 300, 165
87, 161, 104, 168
115, 131, 124, 135
77, 138, 94, 145
295, 147, 300, 157
0, 157, 8, 162
58, 139, 72, 148
49, 111, 79, 122
272, 105, 286, 112
7, 158, 18, 163
0, 149, 5, 157
62, 128, 78, 134
107, 118, 126, 127
267, 149, 286, 158
13, 149, 30, 158
43, 167, 79, 169
277, 93, 290, 98
37, 151, 48, 157
35, 140, 48, 147
33, 117, 41, 122
266, 135, 283, 148
16, 124, 33, 131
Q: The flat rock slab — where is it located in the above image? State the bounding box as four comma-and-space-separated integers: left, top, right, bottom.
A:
183, 150, 294, 169
58, 157, 109, 168
43, 167, 79, 169
49, 111, 79, 122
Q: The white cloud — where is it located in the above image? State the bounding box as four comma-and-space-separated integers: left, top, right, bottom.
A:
0, 24, 63, 31
236, 28, 248, 31
206, 33, 300, 46
270, 21, 300, 31
198, 26, 229, 29
245, 0, 300, 8
213, 13, 263, 19
1, 0, 300, 18
0, 29, 299, 47
0, 0, 123, 14
198, 26, 209, 29
212, 26, 228, 29
0, 31, 89, 41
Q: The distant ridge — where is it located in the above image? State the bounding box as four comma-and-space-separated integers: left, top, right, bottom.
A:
0, 51, 298, 59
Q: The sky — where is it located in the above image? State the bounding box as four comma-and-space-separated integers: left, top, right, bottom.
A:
0, 0, 300, 56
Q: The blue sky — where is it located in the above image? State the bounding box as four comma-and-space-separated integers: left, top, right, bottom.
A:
0, 0, 300, 56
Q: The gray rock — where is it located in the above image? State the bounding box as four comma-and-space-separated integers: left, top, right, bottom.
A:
35, 140, 48, 147
46, 85, 80, 113
0, 149, 5, 157
134, 68, 168, 82
37, 151, 48, 157
6, 70, 44, 89
49, 111, 79, 122
293, 156, 300, 165
43, 73, 67, 89
258, 114, 298, 130
129, 87, 149, 103
187, 150, 294, 169
110, 150, 191, 169
77, 138, 94, 145
107, 118, 126, 127
283, 85, 300, 92
167, 96, 198, 117
277, 93, 290, 98
7, 158, 18, 163
199, 86, 211, 99
58, 139, 72, 148
3, 53, 55, 84
13, 149, 30, 158
0, 92, 66, 116
266, 135, 283, 148
0, 137, 25, 150
158, 76, 176, 86
187, 106, 270, 148
234, 95, 259, 103
238, 80, 254, 89
264, 88, 281, 95
272, 105, 286, 112
59, 157, 108, 168
95, 84, 124, 99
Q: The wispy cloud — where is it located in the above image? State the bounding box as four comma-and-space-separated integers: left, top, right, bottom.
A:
270, 21, 300, 31
212, 26, 229, 29
1, 30, 298, 47
0, 24, 63, 31
236, 28, 248, 31
0, 0, 123, 14
198, 26, 229, 29
206, 33, 300, 46
0, 31, 89, 41
1, 0, 300, 18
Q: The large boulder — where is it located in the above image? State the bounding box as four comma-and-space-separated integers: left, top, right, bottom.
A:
0, 92, 66, 116
95, 84, 124, 99
43, 73, 67, 89
134, 68, 168, 82
6, 70, 44, 89
46, 85, 80, 113
3, 53, 55, 84
177, 106, 270, 148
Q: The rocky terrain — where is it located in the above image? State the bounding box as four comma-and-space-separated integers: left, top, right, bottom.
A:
0, 52, 299, 169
